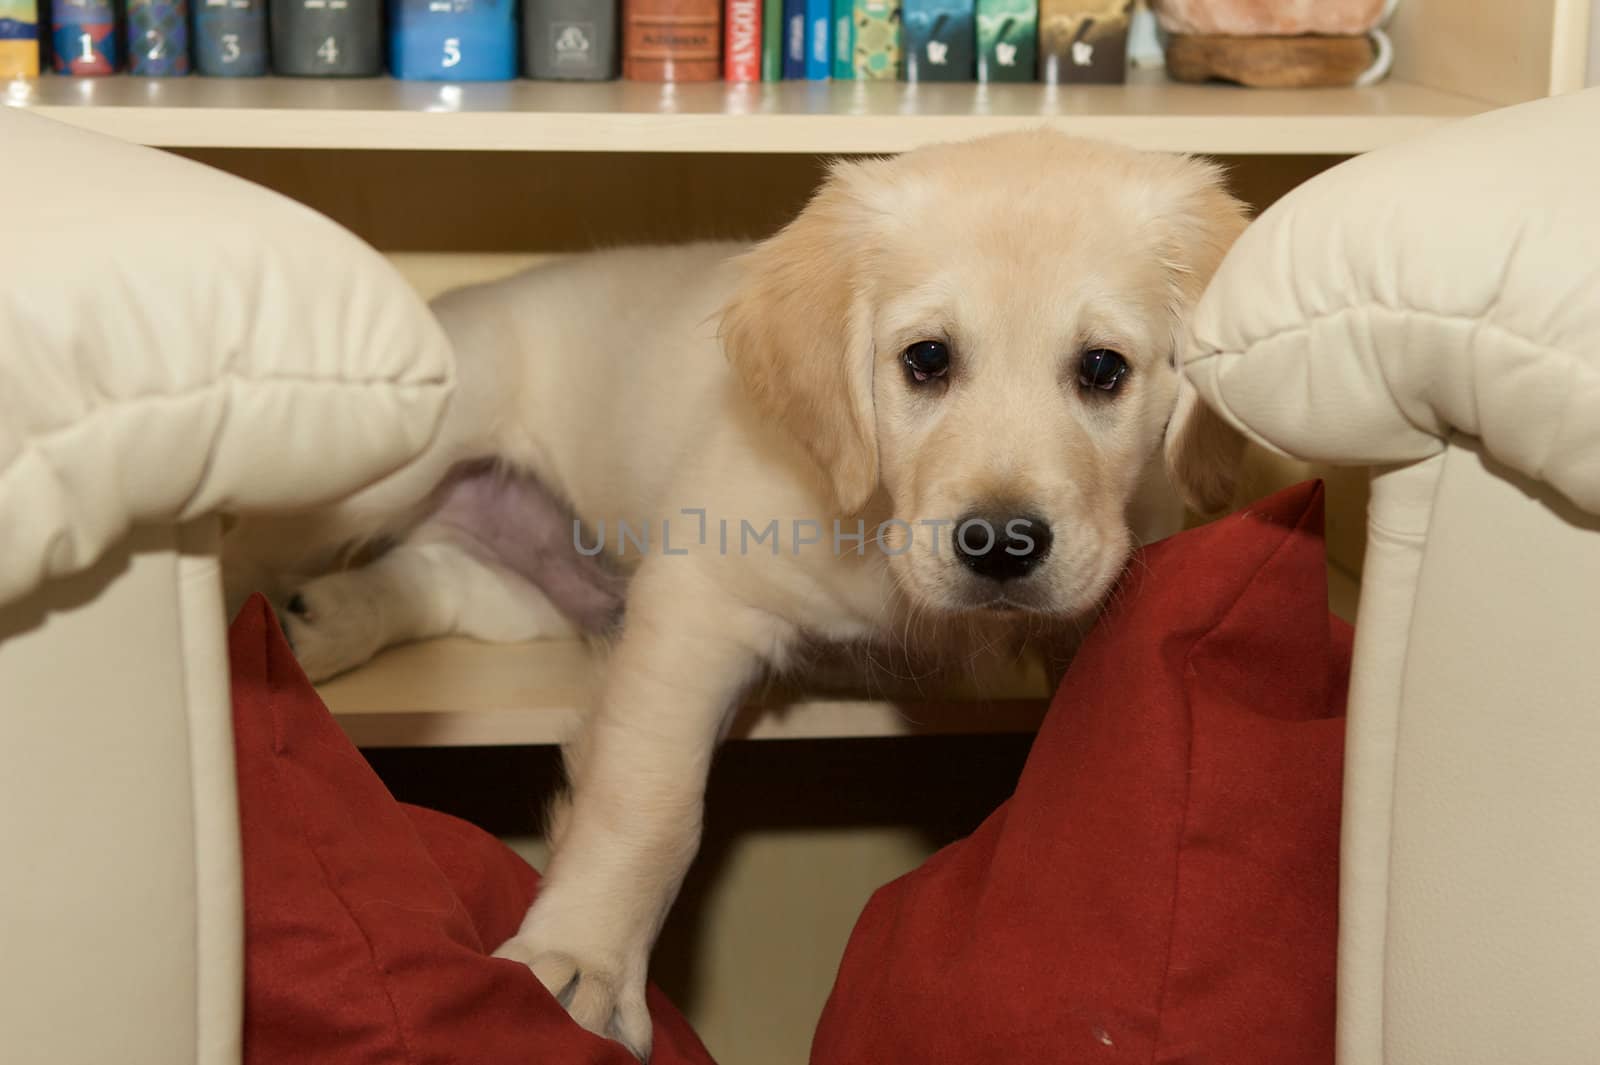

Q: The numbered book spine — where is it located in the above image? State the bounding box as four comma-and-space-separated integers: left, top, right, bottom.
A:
51, 0, 117, 74
271, 0, 383, 75
1038, 0, 1128, 83
621, 0, 718, 81
127, 0, 191, 74
901, 0, 969, 81
523, 0, 617, 79
974, 0, 1030, 81
779, 0, 800, 77
849, 0, 895, 79
195, 0, 268, 75
759, 0, 779, 79
803, 0, 826, 77
722, 0, 757, 81
391, 0, 515, 79
0, 0, 39, 78
829, 0, 850, 79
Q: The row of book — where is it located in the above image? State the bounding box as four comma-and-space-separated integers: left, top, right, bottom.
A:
0, 0, 1133, 82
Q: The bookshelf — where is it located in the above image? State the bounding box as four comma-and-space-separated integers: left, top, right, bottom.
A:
23, 69, 1491, 153
322, 636, 1055, 747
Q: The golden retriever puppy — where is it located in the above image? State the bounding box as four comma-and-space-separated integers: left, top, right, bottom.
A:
225, 131, 1248, 1059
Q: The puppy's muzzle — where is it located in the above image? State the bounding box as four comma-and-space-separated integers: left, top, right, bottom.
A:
954, 511, 1053, 582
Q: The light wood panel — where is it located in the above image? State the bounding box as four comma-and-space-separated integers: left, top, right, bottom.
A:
1390, 0, 1568, 104
177, 151, 1339, 254
25, 70, 1488, 153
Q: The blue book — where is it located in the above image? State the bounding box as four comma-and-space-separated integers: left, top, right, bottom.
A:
830, 0, 852, 78
805, 0, 828, 78
389, 0, 516, 80
782, 0, 804, 78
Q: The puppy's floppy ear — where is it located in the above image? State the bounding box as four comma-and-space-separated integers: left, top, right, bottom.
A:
1155, 158, 1252, 515
720, 160, 883, 515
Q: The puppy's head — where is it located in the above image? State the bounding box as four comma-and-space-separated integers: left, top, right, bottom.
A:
721, 131, 1248, 618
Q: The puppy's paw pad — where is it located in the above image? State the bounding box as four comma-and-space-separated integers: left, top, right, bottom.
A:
275, 576, 385, 682
494, 938, 652, 1062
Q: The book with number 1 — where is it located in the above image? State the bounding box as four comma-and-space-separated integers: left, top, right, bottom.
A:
51, 0, 117, 74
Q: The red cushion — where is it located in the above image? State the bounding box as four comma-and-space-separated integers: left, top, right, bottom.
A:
229, 596, 717, 1065
812, 481, 1349, 1065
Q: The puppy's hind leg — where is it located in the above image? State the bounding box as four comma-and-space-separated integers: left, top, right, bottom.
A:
282, 465, 625, 681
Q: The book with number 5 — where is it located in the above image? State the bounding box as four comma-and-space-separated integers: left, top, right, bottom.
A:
391, 0, 516, 79
271, 0, 382, 75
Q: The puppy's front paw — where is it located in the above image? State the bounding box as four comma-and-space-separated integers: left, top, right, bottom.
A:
276, 573, 387, 682
494, 926, 652, 1062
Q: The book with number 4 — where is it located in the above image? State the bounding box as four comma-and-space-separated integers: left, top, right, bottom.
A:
271, 0, 382, 75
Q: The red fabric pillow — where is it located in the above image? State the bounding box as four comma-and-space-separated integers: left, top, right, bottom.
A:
812, 481, 1350, 1065
229, 596, 716, 1065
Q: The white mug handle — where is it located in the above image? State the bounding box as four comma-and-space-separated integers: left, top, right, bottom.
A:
1357, 0, 1400, 86
1357, 26, 1394, 86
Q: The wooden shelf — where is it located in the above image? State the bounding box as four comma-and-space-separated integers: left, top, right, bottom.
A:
320, 637, 1052, 748
14, 70, 1490, 153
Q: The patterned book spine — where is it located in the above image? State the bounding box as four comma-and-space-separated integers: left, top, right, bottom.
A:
51, 0, 117, 74
523, 0, 617, 78
830, 0, 851, 78
1038, 0, 1129, 83
850, 0, 896, 79
975, 0, 1032, 81
803, 0, 826, 78
270, 0, 383, 75
195, 0, 269, 75
391, 0, 516, 79
760, 0, 781, 79
622, 0, 719, 80
901, 0, 970, 81
128, 0, 192, 74
723, 0, 758, 81
0, 0, 39, 77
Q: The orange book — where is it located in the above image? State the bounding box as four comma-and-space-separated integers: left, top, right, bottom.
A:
624, 0, 720, 80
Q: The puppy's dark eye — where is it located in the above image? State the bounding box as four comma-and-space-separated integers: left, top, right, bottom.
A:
903, 340, 950, 383
1077, 349, 1129, 393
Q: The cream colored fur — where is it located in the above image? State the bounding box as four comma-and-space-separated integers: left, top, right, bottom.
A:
224, 131, 1249, 1060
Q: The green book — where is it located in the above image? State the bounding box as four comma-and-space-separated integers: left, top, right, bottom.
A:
762, 0, 783, 79
976, 0, 1034, 82
852, 0, 898, 79
831, 0, 853, 78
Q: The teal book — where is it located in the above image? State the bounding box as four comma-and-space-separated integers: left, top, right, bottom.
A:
975, 0, 1031, 81
902, 0, 972, 81
830, 0, 851, 78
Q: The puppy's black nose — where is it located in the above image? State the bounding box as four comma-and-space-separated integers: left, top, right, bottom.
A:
954, 512, 1053, 582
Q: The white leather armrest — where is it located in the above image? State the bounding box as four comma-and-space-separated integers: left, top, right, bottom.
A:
0, 110, 453, 607
1183, 88, 1600, 517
